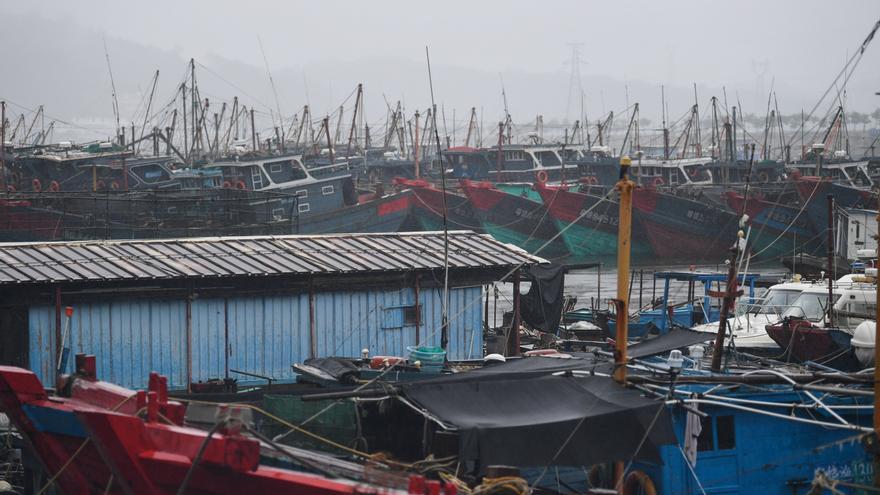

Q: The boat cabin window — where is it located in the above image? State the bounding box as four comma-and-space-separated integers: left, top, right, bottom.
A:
844, 165, 872, 187
535, 151, 561, 166
506, 151, 525, 162
263, 160, 307, 183
782, 292, 842, 321
746, 289, 802, 315
698, 415, 736, 452
131, 163, 170, 184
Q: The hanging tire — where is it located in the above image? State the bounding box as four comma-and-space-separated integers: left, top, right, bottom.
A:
622, 470, 657, 495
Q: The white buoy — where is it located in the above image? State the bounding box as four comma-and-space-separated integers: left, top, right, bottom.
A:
851, 321, 876, 368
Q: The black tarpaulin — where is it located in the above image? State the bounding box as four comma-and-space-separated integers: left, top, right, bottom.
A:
400, 358, 675, 467
302, 357, 360, 383
520, 263, 566, 333
627, 327, 712, 360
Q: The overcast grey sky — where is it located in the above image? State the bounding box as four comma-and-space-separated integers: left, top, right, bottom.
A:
4, 0, 880, 140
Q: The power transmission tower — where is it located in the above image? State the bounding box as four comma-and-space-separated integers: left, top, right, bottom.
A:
565, 43, 586, 124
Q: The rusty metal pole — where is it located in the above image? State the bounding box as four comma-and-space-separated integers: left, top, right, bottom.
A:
710, 246, 740, 372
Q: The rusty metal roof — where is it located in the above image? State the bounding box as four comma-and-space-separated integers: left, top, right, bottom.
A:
0, 231, 545, 285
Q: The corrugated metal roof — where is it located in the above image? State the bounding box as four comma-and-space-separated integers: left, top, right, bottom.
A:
0, 231, 545, 285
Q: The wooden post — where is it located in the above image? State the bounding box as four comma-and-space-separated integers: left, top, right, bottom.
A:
710, 252, 741, 372
613, 156, 634, 495
54, 286, 62, 373
613, 156, 634, 384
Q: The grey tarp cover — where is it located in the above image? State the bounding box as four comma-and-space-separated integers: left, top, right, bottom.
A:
400, 356, 675, 467
627, 327, 713, 360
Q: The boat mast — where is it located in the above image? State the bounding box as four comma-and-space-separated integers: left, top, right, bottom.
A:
426, 47, 450, 352
346, 84, 363, 159
1, 101, 5, 194
661, 86, 669, 160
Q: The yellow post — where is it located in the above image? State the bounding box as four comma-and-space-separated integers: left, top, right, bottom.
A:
613, 155, 634, 495
613, 155, 634, 384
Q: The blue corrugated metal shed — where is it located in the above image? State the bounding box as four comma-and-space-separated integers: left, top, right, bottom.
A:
28, 285, 483, 389
8, 231, 539, 390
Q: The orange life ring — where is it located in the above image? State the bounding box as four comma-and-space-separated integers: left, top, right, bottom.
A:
588, 176, 599, 185
652, 177, 665, 188
688, 168, 698, 177
235, 180, 247, 190
32, 179, 42, 192
536, 170, 548, 183
110, 180, 120, 190
48, 180, 60, 192
96, 180, 106, 190
6, 185, 15, 193
622, 470, 657, 495
222, 180, 233, 189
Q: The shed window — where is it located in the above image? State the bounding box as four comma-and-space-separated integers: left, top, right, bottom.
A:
296, 189, 308, 198
298, 203, 310, 213
322, 185, 335, 196
383, 304, 421, 329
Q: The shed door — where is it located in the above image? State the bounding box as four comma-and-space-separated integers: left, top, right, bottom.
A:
0, 306, 28, 368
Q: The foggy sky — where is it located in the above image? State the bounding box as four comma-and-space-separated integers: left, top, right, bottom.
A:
4, 0, 880, 141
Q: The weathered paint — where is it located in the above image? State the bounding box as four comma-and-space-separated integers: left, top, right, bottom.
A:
28, 285, 484, 389
29, 299, 187, 389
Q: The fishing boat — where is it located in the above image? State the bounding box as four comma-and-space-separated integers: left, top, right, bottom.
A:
0, 356, 429, 495
533, 180, 645, 258
395, 178, 483, 233
723, 190, 821, 261
632, 187, 740, 262
458, 179, 567, 257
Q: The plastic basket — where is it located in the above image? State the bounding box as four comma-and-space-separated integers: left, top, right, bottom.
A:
406, 346, 446, 369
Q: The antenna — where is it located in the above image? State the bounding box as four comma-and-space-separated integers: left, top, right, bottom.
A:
426, 46, 450, 352
103, 38, 121, 141
258, 36, 284, 145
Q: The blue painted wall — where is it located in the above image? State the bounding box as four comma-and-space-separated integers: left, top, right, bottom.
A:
28, 285, 484, 389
